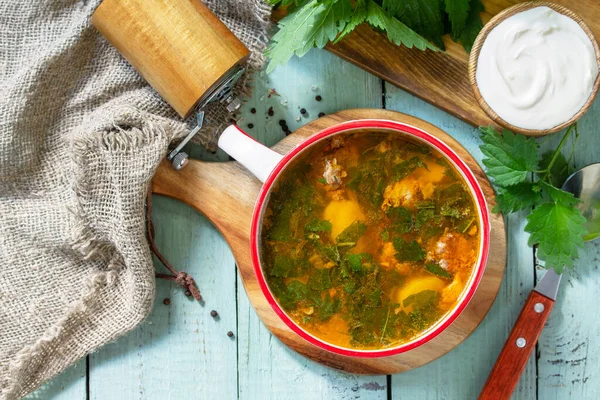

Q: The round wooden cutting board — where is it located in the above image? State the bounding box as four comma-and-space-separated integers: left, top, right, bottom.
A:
152, 109, 507, 374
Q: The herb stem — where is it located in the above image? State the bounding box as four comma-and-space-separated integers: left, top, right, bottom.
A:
567, 124, 580, 166
380, 306, 391, 344
543, 123, 575, 181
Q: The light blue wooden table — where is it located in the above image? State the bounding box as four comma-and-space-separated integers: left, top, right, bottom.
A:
29, 49, 600, 400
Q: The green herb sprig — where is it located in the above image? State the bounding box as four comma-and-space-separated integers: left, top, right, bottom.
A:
479, 125, 588, 273
266, 0, 484, 72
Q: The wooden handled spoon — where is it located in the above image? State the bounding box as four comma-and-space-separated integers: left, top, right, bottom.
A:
479, 162, 600, 399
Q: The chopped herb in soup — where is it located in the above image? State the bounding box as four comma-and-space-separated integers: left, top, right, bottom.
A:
260, 132, 480, 350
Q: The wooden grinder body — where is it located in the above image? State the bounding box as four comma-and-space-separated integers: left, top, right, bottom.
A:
91, 0, 250, 118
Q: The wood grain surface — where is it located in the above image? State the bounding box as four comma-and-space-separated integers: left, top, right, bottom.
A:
92, 0, 249, 118
315, 0, 600, 134
29, 48, 600, 399
151, 108, 507, 374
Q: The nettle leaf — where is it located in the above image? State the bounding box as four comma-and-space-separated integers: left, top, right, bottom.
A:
438, 182, 472, 219
266, 0, 480, 70
444, 0, 470, 39
393, 237, 426, 262
365, 0, 438, 52
402, 289, 438, 309
436, 157, 457, 178
317, 293, 341, 321
336, 220, 367, 244
539, 151, 572, 188
307, 268, 332, 291
314, 242, 341, 264
392, 156, 428, 181
287, 280, 309, 302
458, 0, 484, 52
347, 160, 387, 208
539, 181, 582, 207
266, 0, 353, 72
424, 263, 453, 279
346, 253, 373, 273
380, 0, 404, 16
457, 217, 475, 233
493, 182, 542, 214
479, 126, 539, 187
526, 182, 588, 273
384, 0, 445, 49
386, 205, 413, 234
305, 219, 332, 233
416, 207, 437, 229
270, 255, 294, 277
334, 0, 368, 43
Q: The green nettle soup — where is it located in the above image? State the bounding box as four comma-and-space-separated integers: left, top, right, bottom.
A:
260, 132, 480, 350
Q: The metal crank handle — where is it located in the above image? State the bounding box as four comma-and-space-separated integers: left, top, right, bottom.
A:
167, 112, 205, 170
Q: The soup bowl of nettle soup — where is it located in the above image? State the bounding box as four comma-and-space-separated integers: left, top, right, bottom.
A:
218, 119, 490, 357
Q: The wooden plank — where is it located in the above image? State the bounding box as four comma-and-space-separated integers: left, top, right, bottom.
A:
327, 24, 493, 130
536, 103, 600, 399
236, 51, 386, 147
236, 281, 387, 400
235, 50, 388, 398
88, 196, 238, 400
385, 87, 536, 399
297, 0, 600, 134
25, 359, 86, 400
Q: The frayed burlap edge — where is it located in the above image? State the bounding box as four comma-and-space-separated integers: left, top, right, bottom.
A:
1, 113, 187, 400
1, 0, 273, 395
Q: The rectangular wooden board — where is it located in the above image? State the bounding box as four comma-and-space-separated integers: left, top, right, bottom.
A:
280, 0, 600, 129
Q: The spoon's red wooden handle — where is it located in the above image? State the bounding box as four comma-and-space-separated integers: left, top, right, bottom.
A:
478, 291, 555, 400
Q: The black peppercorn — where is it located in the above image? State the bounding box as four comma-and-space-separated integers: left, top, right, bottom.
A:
250, 108, 256, 114
163, 298, 171, 305
315, 95, 322, 102
227, 331, 234, 338
267, 107, 274, 116
300, 108, 307, 115
278, 119, 286, 126
318, 112, 325, 118
210, 310, 218, 318
247, 123, 254, 129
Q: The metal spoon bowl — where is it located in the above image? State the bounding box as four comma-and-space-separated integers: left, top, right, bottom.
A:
562, 162, 600, 242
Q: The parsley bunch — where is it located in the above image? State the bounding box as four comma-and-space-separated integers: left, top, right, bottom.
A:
266, 0, 484, 72
479, 125, 588, 273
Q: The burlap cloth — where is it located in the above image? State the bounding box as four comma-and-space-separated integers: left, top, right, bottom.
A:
0, 1, 271, 398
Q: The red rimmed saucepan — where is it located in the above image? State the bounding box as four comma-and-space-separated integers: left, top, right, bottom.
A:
218, 119, 491, 358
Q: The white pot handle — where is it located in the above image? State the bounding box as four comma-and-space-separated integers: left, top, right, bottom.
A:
218, 125, 284, 183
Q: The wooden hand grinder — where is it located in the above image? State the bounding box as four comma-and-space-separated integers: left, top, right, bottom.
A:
92, 0, 250, 169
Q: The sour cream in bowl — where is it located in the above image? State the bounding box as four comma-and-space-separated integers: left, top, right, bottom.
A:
469, 2, 600, 136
